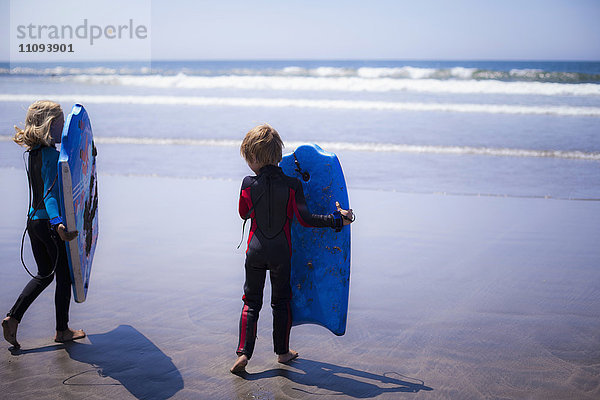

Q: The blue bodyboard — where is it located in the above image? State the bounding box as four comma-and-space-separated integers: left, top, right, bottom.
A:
58, 104, 98, 303
280, 144, 350, 336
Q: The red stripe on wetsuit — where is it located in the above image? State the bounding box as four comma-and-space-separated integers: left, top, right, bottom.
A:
239, 186, 257, 253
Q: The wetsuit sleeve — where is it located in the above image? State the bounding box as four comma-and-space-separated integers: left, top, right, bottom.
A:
41, 147, 63, 226
291, 180, 343, 230
239, 177, 253, 220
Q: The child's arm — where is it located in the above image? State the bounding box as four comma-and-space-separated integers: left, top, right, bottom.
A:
238, 177, 252, 219
41, 148, 62, 227
291, 181, 344, 230
42, 148, 78, 242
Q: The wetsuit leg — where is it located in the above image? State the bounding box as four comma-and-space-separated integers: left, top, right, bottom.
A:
7, 219, 71, 331
52, 232, 71, 331
236, 258, 266, 359
269, 259, 292, 355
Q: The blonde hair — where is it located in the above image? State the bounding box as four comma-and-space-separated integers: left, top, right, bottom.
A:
13, 100, 63, 150
240, 124, 284, 165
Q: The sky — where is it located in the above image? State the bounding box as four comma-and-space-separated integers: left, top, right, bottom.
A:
2, 0, 600, 62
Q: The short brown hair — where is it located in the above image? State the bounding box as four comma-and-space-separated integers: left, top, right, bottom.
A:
240, 124, 284, 165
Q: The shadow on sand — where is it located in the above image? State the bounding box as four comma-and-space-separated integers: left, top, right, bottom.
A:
238, 358, 433, 398
9, 343, 65, 355
62, 324, 184, 400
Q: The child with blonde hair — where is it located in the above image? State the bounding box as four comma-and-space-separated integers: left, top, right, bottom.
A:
2, 100, 85, 349
231, 124, 354, 373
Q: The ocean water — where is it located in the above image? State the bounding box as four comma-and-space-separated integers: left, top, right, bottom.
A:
1, 60, 599, 200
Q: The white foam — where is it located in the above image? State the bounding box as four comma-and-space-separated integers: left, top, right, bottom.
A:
7, 66, 144, 75
82, 137, 600, 160
281, 66, 306, 75
5, 65, 598, 82
51, 74, 600, 96
450, 67, 478, 79
1, 93, 599, 117
509, 68, 543, 77
94, 137, 243, 147
2, 134, 597, 160
312, 67, 354, 77
317, 142, 600, 160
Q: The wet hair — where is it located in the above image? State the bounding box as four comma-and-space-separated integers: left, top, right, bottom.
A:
240, 124, 284, 165
13, 100, 63, 150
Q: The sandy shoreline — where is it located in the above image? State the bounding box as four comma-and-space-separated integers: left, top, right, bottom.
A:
1, 168, 599, 399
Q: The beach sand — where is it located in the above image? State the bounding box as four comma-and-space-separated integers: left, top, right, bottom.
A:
1, 168, 599, 399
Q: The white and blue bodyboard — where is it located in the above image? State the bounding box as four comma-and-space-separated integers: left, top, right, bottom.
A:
58, 104, 98, 303
280, 144, 351, 336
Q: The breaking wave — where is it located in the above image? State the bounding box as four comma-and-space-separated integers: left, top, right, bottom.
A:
3, 135, 594, 161
91, 137, 600, 160
2, 65, 600, 83
1, 94, 599, 116
47, 74, 600, 96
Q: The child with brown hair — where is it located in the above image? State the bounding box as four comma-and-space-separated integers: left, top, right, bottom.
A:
2, 100, 85, 349
231, 124, 354, 373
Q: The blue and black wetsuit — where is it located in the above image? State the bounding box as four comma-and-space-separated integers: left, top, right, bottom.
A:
7, 145, 72, 331
236, 164, 342, 358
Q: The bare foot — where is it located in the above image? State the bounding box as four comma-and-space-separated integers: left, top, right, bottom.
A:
54, 328, 86, 343
277, 350, 298, 364
2, 317, 20, 348
230, 354, 248, 374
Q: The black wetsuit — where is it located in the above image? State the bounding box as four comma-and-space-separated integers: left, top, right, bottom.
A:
236, 164, 342, 358
7, 145, 71, 331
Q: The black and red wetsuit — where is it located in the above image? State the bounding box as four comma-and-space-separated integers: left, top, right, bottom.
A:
236, 164, 342, 358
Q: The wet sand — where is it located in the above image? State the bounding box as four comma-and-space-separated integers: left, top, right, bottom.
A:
1, 168, 599, 399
